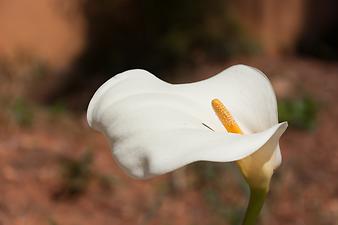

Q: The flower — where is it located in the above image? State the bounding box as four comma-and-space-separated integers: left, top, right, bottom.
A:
88, 64, 286, 179
87, 65, 287, 225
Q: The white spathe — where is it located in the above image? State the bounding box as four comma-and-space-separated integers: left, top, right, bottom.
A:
87, 65, 287, 179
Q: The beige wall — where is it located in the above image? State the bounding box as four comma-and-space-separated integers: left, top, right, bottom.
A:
0, 0, 85, 71
232, 0, 305, 56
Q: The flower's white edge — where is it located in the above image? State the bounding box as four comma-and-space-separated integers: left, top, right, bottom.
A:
87, 69, 151, 129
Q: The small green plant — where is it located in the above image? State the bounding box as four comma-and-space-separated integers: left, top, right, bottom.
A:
31, 60, 48, 79
188, 162, 247, 224
278, 96, 318, 130
49, 101, 68, 115
190, 162, 226, 189
11, 98, 34, 127
47, 217, 58, 225
55, 150, 93, 199
97, 174, 117, 192
203, 187, 243, 225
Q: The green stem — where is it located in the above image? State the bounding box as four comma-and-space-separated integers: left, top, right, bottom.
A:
241, 187, 268, 225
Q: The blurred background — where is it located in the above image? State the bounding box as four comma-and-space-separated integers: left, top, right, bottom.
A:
0, 0, 337, 224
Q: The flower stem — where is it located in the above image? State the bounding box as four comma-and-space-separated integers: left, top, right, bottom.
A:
241, 187, 268, 225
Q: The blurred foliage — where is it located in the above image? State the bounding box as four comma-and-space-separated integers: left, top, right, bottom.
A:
297, 26, 338, 60
203, 187, 243, 225
49, 101, 68, 115
10, 98, 34, 128
30, 60, 49, 79
190, 162, 227, 189
52, 0, 259, 108
76, 0, 257, 78
296, 0, 338, 60
278, 96, 318, 130
54, 150, 117, 199
189, 162, 245, 225
47, 218, 58, 225
55, 150, 93, 198
0, 52, 48, 79
96, 174, 117, 192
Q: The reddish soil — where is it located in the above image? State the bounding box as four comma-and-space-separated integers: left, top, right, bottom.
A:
0, 57, 338, 225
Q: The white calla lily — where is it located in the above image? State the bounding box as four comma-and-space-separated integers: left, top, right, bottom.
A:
87, 65, 288, 225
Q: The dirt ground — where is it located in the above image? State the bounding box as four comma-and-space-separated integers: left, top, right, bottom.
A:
0, 57, 337, 225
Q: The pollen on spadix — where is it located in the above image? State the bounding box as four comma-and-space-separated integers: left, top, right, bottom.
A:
211, 99, 243, 134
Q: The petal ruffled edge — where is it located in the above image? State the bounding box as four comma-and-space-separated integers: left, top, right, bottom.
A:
110, 121, 287, 179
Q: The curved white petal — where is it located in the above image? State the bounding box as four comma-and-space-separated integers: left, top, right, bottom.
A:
175, 65, 283, 171
176, 65, 278, 133
87, 67, 287, 178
